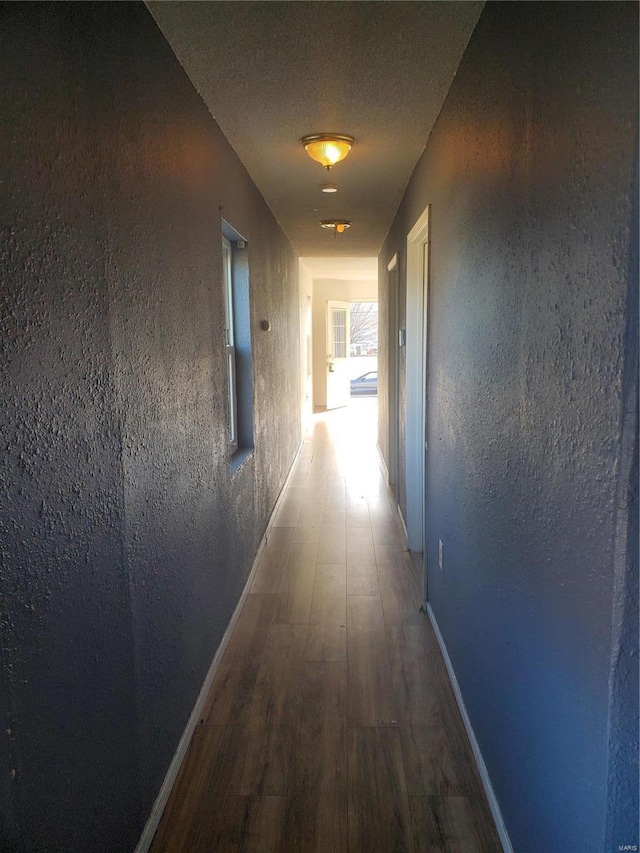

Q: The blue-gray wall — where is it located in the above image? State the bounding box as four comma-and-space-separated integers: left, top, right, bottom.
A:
379, 3, 638, 851
1, 3, 301, 850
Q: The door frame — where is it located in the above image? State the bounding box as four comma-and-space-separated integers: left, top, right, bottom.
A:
405, 206, 430, 587
387, 253, 399, 488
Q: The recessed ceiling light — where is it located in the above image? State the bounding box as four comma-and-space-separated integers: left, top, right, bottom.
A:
320, 184, 338, 193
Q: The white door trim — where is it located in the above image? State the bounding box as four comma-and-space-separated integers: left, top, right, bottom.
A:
387, 253, 398, 487
405, 206, 430, 552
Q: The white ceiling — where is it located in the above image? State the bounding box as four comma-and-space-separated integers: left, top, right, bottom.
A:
148, 1, 483, 261
300, 256, 377, 282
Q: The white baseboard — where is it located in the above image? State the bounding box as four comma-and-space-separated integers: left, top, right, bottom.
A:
134, 438, 304, 853
426, 604, 514, 853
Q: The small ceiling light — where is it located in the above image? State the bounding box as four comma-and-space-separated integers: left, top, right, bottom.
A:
320, 183, 338, 193
320, 219, 351, 235
301, 134, 355, 170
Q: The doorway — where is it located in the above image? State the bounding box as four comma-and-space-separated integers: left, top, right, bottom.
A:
306, 261, 378, 413
348, 301, 378, 402
386, 254, 400, 498
405, 206, 430, 604
324, 300, 379, 411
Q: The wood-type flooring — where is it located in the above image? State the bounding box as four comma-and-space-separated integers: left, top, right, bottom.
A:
151, 400, 502, 853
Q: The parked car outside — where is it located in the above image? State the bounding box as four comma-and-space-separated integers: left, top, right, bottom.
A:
350, 371, 377, 396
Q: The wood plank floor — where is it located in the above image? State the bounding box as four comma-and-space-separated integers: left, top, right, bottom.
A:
151, 400, 502, 853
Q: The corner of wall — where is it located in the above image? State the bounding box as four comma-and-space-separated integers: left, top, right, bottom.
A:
605, 139, 639, 851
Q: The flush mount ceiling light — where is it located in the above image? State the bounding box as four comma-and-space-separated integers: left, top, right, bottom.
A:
301, 134, 355, 170
320, 219, 351, 234
320, 183, 338, 193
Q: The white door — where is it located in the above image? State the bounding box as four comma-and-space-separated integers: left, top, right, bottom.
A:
326, 300, 350, 409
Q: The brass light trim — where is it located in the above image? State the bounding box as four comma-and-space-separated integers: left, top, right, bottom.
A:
320, 219, 351, 234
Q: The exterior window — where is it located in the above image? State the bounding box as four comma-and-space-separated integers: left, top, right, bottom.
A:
222, 237, 238, 452
221, 225, 254, 464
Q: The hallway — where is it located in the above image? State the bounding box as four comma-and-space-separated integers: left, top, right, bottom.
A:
151, 401, 502, 852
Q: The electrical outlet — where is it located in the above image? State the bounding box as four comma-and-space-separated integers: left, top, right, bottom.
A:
438, 539, 443, 571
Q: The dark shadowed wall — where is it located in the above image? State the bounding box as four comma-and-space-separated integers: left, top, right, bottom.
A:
379, 3, 638, 851
379, 255, 407, 522
1, 3, 300, 850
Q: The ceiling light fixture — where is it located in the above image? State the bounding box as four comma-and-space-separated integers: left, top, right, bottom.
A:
320, 219, 351, 235
320, 183, 338, 193
301, 134, 355, 170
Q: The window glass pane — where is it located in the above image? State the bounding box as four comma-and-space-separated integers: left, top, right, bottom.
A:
227, 345, 237, 450
222, 238, 234, 347
221, 224, 253, 459
332, 309, 346, 358
222, 236, 238, 449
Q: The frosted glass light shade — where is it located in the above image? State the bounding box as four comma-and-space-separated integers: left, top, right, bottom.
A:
301, 134, 355, 170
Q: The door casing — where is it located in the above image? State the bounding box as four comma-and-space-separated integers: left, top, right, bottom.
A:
387, 253, 399, 489
405, 206, 430, 604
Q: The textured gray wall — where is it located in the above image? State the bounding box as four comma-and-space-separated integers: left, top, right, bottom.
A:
1, 3, 300, 850
605, 142, 639, 852
379, 3, 638, 851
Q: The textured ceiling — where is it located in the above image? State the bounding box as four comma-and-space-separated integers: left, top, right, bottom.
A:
148, 1, 483, 259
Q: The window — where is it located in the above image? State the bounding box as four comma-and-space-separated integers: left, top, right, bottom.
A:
221, 223, 254, 465
332, 308, 347, 358
222, 237, 238, 451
